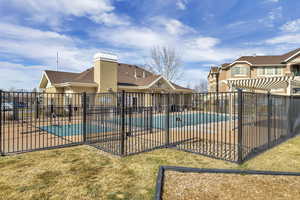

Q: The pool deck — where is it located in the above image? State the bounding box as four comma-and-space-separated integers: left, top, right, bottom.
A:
1, 116, 237, 156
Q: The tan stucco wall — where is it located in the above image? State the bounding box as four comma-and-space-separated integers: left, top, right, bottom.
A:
69, 87, 97, 94
94, 60, 118, 93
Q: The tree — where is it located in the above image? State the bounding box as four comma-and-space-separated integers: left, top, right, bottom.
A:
193, 79, 208, 92
145, 46, 183, 83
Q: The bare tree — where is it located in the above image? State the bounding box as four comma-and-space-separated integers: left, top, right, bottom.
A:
145, 46, 183, 83
193, 79, 208, 92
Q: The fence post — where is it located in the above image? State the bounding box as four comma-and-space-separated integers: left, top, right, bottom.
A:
121, 90, 125, 155
13, 97, 19, 121
82, 92, 87, 143
0, 90, 3, 156
68, 104, 72, 122
288, 95, 293, 136
35, 92, 39, 119
237, 89, 243, 164
165, 93, 170, 147
150, 106, 153, 133
267, 91, 272, 148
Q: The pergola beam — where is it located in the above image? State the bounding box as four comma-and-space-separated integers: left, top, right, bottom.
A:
226, 76, 296, 91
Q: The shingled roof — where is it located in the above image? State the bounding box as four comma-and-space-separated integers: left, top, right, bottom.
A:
44, 63, 190, 90
221, 48, 300, 69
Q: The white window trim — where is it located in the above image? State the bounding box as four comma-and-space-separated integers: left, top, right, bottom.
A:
256, 67, 283, 77
231, 65, 250, 76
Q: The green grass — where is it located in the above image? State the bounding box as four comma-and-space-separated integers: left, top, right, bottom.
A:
1, 136, 300, 200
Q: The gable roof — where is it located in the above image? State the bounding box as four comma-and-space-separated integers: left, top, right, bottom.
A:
220, 48, 300, 69
281, 48, 300, 62
43, 63, 191, 91
44, 70, 80, 84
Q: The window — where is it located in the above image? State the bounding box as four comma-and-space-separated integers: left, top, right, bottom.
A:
231, 66, 249, 76
257, 67, 282, 76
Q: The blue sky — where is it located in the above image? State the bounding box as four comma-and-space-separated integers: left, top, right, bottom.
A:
0, 0, 300, 89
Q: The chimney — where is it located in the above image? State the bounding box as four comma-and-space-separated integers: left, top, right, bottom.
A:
93, 52, 118, 92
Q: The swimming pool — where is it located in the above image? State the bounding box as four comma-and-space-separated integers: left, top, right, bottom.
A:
40, 113, 231, 136
120, 112, 231, 129
40, 124, 113, 137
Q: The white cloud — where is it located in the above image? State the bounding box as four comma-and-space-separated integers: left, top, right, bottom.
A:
281, 19, 300, 32
92, 22, 240, 64
93, 26, 170, 49
0, 62, 48, 90
150, 17, 195, 35
265, 0, 280, 3
90, 12, 130, 26
185, 37, 220, 49
177, 68, 209, 88
258, 6, 282, 28
176, 0, 188, 10
2, 0, 130, 27
0, 22, 98, 72
266, 34, 300, 44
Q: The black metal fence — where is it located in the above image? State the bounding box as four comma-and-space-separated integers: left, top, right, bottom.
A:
240, 91, 299, 162
0, 90, 299, 163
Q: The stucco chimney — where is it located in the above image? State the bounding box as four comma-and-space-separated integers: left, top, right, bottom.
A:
93, 52, 118, 92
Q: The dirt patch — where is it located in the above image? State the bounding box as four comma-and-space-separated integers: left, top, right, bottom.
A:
162, 171, 300, 200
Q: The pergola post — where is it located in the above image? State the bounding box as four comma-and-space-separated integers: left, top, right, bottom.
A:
287, 79, 292, 96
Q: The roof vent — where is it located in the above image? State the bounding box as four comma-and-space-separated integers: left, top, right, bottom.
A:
93, 52, 118, 62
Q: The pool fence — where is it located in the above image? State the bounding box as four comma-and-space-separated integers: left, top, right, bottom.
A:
0, 90, 299, 163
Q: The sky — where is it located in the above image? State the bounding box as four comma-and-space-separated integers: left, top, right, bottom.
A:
0, 0, 300, 90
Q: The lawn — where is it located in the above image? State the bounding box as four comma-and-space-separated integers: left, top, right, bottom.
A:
1, 136, 300, 200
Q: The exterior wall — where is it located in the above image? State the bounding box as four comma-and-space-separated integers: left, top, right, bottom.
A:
218, 69, 228, 92
208, 73, 217, 92
208, 64, 290, 93
69, 87, 97, 94
44, 87, 64, 93
94, 60, 118, 93
42, 87, 65, 106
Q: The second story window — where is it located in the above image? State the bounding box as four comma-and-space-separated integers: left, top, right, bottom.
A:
231, 66, 249, 76
257, 67, 282, 76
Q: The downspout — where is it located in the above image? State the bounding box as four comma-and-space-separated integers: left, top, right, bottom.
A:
215, 72, 219, 106
216, 73, 219, 94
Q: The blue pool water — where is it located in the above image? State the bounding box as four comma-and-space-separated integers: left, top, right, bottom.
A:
121, 113, 230, 129
40, 113, 231, 136
40, 124, 113, 137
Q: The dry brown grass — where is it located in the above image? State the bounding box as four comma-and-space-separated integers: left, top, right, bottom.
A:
163, 172, 300, 200
0, 135, 300, 200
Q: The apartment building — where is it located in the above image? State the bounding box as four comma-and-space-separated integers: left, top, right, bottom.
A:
208, 48, 300, 95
